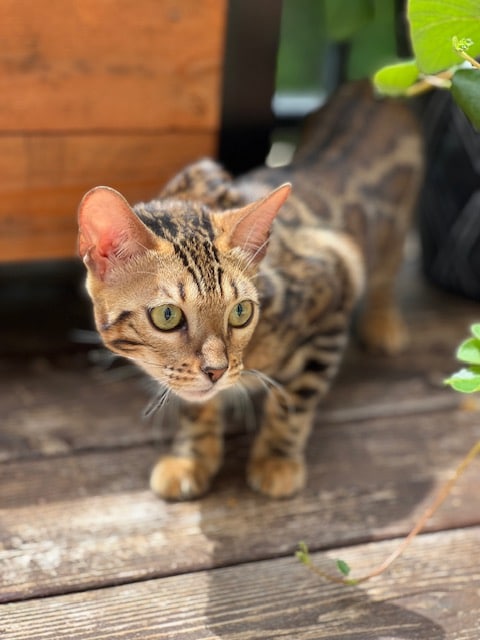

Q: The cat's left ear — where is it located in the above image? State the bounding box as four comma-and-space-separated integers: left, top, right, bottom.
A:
78, 186, 158, 280
213, 183, 291, 264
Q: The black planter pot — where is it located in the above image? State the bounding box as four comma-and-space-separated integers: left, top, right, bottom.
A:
417, 90, 480, 300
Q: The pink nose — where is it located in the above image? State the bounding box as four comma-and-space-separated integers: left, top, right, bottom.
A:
202, 366, 227, 383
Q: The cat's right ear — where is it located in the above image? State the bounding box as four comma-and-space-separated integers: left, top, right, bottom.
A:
213, 183, 291, 265
78, 186, 157, 280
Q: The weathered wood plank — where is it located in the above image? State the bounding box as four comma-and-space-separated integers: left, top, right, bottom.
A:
0, 131, 216, 261
0, 355, 152, 460
1, 527, 479, 639
0, 0, 226, 132
1, 402, 479, 602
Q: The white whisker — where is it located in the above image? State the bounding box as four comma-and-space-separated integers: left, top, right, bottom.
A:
144, 384, 174, 419
238, 237, 271, 276
131, 271, 164, 277
241, 369, 293, 414
223, 382, 257, 432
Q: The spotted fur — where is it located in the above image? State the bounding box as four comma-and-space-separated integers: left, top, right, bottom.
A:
78, 81, 423, 499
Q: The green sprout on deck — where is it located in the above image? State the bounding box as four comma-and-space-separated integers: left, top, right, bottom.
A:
296, 542, 351, 577
296, 542, 357, 586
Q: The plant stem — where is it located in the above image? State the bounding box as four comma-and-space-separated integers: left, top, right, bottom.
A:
300, 440, 480, 586
406, 70, 453, 96
457, 51, 480, 70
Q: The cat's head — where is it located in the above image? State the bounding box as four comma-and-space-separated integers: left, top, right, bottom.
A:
78, 183, 290, 402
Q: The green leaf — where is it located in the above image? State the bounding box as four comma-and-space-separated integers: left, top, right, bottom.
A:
324, 0, 375, 42
471, 324, 480, 340
456, 337, 480, 364
408, 0, 480, 73
336, 559, 351, 576
451, 69, 480, 131
373, 59, 419, 95
296, 541, 311, 565
445, 368, 480, 393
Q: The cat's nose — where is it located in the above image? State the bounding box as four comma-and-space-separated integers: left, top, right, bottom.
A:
202, 365, 227, 383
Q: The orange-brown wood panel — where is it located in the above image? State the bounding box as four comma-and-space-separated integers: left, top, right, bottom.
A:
0, 0, 227, 262
0, 132, 217, 261
0, 0, 227, 132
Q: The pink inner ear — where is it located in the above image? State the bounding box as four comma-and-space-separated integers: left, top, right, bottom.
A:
78, 186, 155, 278
228, 183, 291, 263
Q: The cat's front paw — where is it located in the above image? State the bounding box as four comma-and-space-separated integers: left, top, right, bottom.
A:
247, 456, 306, 498
150, 456, 213, 501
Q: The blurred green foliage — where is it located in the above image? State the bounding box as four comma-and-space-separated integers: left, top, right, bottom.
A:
276, 0, 398, 92
373, 0, 480, 130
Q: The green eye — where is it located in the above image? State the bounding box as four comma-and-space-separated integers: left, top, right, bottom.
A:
228, 300, 254, 328
150, 304, 184, 331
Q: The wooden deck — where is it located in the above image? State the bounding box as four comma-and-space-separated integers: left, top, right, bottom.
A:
1, 255, 480, 639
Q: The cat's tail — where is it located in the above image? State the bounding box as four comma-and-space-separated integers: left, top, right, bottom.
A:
291, 80, 421, 172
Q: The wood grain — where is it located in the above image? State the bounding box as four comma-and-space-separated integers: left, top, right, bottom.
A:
1, 402, 479, 602
0, 132, 216, 261
1, 527, 479, 639
0, 0, 226, 262
0, 0, 226, 132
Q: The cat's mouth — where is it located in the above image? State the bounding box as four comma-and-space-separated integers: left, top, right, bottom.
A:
183, 388, 218, 402
173, 386, 221, 403
173, 376, 237, 403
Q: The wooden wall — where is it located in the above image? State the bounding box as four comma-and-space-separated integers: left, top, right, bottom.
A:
0, 0, 227, 262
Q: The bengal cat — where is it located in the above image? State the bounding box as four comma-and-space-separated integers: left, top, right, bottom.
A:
78, 81, 423, 500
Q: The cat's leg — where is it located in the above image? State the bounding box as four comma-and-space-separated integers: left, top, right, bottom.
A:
357, 244, 408, 355
150, 399, 223, 500
247, 387, 315, 498
358, 281, 408, 355
247, 319, 350, 498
